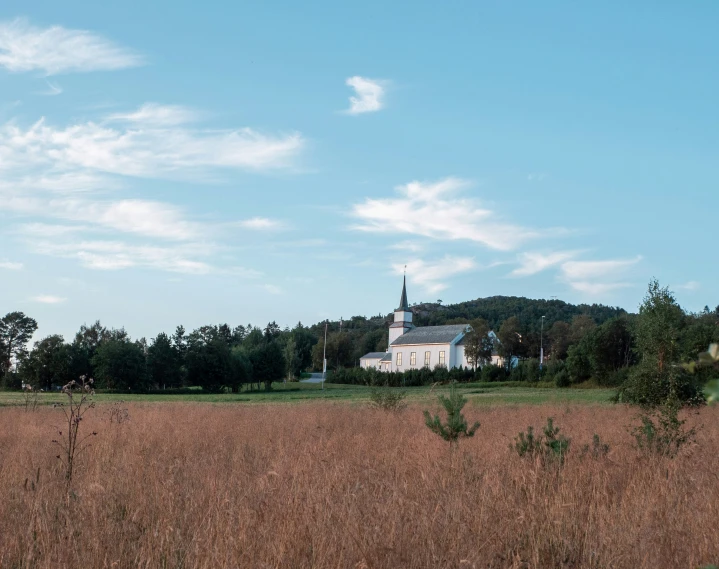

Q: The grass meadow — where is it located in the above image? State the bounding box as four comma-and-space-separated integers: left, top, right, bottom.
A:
1, 399, 718, 568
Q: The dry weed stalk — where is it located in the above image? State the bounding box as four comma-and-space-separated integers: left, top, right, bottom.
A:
52, 376, 97, 485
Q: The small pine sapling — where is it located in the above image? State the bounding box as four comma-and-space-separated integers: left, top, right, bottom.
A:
423, 383, 479, 446
631, 400, 696, 458
580, 434, 610, 460
512, 417, 571, 465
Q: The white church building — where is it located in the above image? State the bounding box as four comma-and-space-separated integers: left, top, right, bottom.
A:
360, 277, 477, 372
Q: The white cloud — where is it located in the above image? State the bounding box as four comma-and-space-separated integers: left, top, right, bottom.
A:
353, 177, 547, 251
40, 80, 63, 96
0, 260, 23, 270
0, 111, 303, 179
393, 256, 477, 294
675, 281, 700, 291
107, 103, 198, 126
263, 284, 284, 295
559, 256, 641, 297
30, 239, 213, 274
0, 18, 143, 75
560, 257, 642, 281
31, 295, 66, 304
389, 240, 424, 252
237, 217, 285, 230
510, 250, 579, 277
345, 76, 385, 114
5, 197, 199, 240
566, 281, 632, 295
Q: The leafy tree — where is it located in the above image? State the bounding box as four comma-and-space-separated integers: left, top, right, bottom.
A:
92, 339, 149, 391
249, 341, 285, 391
589, 316, 635, 383
497, 316, 523, 370
463, 318, 493, 370
229, 347, 251, 392
618, 280, 702, 406
148, 332, 182, 388
547, 321, 571, 360
186, 337, 233, 393
570, 314, 597, 344
283, 338, 300, 380
0, 312, 38, 375
18, 335, 71, 390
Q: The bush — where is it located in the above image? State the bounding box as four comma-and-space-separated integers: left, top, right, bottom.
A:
630, 402, 697, 458
512, 417, 570, 465
369, 386, 407, 411
616, 361, 705, 407
580, 434, 609, 460
481, 364, 506, 382
554, 368, 571, 388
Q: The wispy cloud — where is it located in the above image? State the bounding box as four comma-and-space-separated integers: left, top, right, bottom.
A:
107, 103, 198, 126
39, 80, 63, 96
393, 256, 476, 294
31, 295, 66, 304
560, 257, 642, 281
0, 260, 23, 270
510, 250, 579, 277
560, 256, 642, 296
353, 177, 550, 251
345, 76, 385, 114
237, 217, 285, 230
0, 108, 303, 179
675, 280, 700, 291
389, 240, 424, 252
0, 18, 143, 75
263, 284, 284, 295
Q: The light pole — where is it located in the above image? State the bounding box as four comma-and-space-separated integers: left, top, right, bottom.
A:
540, 315, 546, 374
322, 320, 328, 391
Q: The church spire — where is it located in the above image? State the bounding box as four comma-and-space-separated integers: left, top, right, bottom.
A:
397, 274, 409, 310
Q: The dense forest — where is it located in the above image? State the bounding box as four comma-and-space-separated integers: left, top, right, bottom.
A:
1, 282, 717, 404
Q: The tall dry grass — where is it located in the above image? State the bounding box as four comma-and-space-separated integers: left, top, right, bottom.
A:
0, 401, 717, 568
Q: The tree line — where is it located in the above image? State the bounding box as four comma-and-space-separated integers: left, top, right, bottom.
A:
1, 282, 716, 400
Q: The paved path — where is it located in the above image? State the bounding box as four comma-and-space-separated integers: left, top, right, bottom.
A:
300, 373, 325, 384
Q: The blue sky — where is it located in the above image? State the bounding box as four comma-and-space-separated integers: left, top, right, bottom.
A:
0, 1, 716, 341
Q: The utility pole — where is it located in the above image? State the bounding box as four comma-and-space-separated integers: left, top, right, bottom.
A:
540, 315, 546, 378
322, 320, 328, 391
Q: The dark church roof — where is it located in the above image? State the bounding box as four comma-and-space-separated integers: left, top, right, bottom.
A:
397, 275, 409, 311
360, 352, 388, 360
390, 324, 468, 346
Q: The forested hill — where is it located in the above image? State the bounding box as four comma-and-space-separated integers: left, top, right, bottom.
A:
310, 295, 628, 337
305, 295, 629, 368
412, 296, 629, 333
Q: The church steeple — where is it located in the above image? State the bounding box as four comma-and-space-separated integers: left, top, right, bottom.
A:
398, 274, 409, 310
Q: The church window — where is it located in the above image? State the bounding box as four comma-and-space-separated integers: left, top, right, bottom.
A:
396, 352, 402, 366
439, 351, 446, 367
424, 351, 431, 366
410, 352, 416, 366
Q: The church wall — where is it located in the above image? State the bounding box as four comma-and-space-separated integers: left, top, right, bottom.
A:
390, 343, 457, 372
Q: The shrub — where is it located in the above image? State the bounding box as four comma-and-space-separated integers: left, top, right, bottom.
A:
369, 386, 407, 412
481, 364, 506, 382
512, 417, 570, 465
630, 401, 696, 458
580, 434, 610, 460
554, 368, 571, 388
423, 383, 479, 446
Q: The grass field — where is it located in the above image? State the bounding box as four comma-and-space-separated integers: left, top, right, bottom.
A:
0, 381, 616, 407
0, 400, 716, 568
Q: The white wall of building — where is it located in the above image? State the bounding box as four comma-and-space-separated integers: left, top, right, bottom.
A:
390, 343, 457, 372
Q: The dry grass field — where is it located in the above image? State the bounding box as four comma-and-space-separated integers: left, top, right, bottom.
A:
1, 401, 718, 569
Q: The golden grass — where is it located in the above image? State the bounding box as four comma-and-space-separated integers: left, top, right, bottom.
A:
0, 401, 717, 568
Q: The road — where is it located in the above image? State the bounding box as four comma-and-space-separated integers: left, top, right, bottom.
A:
300, 373, 325, 384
